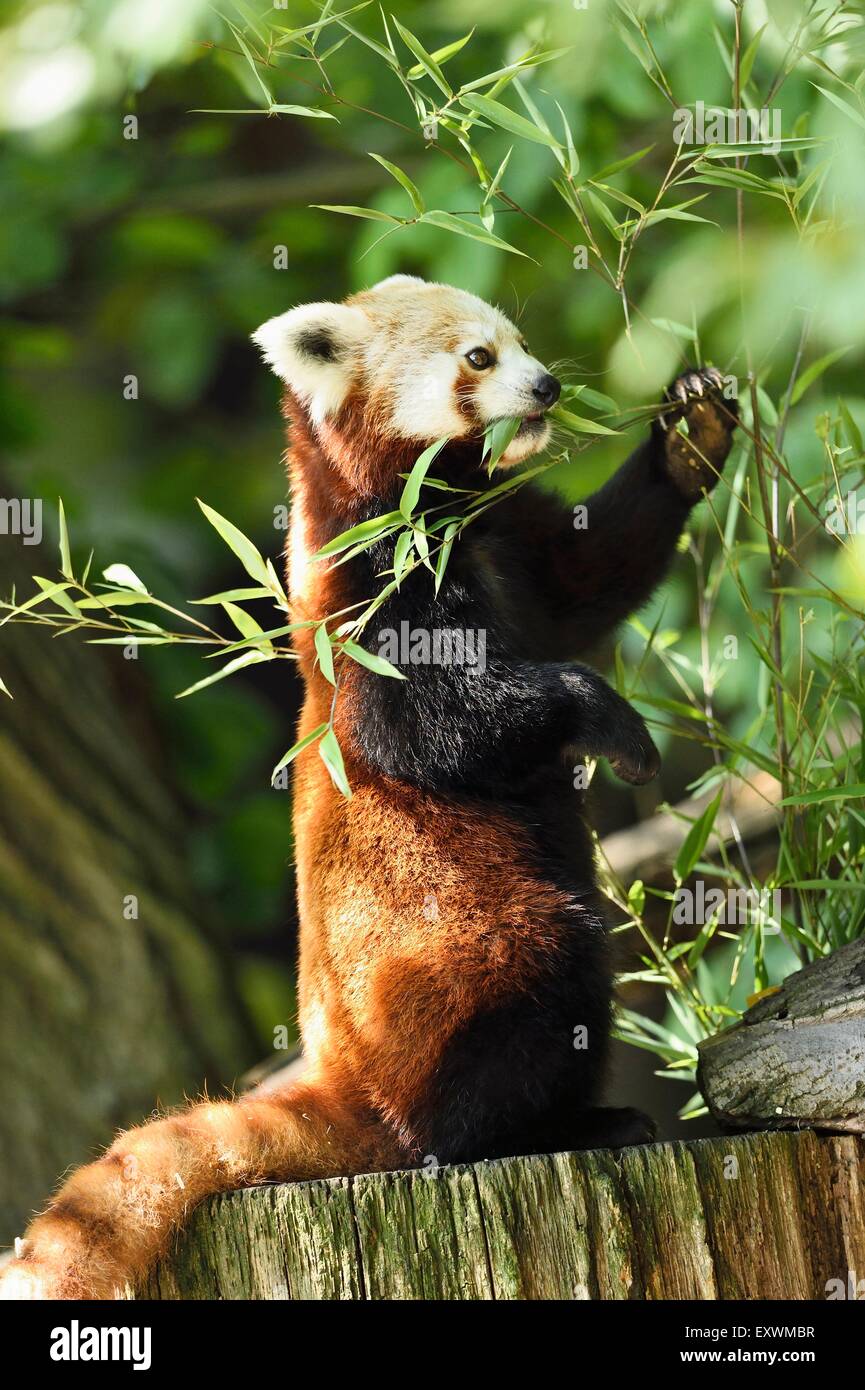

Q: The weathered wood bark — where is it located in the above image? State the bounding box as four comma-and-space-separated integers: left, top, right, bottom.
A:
0, 538, 256, 1246
697, 938, 865, 1133
140, 1131, 865, 1299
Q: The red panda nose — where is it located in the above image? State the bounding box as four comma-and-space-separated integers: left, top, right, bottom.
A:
532, 373, 561, 408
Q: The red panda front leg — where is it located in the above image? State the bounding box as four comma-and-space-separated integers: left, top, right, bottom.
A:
0, 1080, 399, 1300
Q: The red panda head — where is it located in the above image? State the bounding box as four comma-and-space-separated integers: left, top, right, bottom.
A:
252, 275, 560, 495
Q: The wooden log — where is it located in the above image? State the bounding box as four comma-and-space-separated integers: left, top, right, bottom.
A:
140, 1130, 865, 1300
697, 937, 865, 1133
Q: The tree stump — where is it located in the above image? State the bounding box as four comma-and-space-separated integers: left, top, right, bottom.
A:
139, 1130, 865, 1299
697, 938, 865, 1134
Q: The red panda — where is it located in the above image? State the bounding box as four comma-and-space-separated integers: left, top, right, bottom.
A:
0, 275, 736, 1299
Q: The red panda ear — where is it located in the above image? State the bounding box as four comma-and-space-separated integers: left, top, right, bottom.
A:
251, 302, 369, 423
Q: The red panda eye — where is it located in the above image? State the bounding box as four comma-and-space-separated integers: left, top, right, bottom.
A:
466, 348, 492, 370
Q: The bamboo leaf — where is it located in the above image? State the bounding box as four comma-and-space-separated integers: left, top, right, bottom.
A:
342, 637, 407, 679
483, 416, 521, 468
789, 346, 853, 405
197, 499, 271, 586
192, 587, 273, 605
314, 622, 336, 683
271, 722, 328, 782
418, 209, 529, 258
313, 204, 402, 223
812, 83, 865, 133
391, 17, 452, 97
458, 91, 562, 150
58, 499, 72, 579
319, 726, 352, 797
268, 105, 338, 119
368, 153, 424, 215
674, 790, 723, 884
550, 405, 619, 436
176, 649, 270, 698
102, 562, 148, 593
434, 520, 459, 595
314, 510, 403, 559
400, 436, 449, 520
407, 29, 474, 77
779, 785, 865, 806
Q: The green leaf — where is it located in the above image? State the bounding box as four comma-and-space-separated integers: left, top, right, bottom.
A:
650, 318, 698, 343
549, 405, 619, 436
58, 499, 72, 579
555, 100, 579, 179
319, 726, 352, 797
314, 623, 336, 684
407, 29, 473, 77
417, 210, 529, 258
778, 785, 865, 807
400, 436, 448, 520
459, 91, 562, 150
314, 510, 403, 559
268, 105, 338, 120
812, 83, 865, 133
225, 19, 273, 106
434, 521, 459, 595
192, 587, 273, 605
197, 499, 271, 586
480, 147, 512, 220
222, 601, 267, 642
312, 204, 402, 223
591, 145, 654, 181
739, 23, 766, 90
0, 580, 76, 624
176, 649, 270, 698
674, 790, 723, 884
273, 1, 373, 48
483, 416, 521, 468
75, 591, 157, 609
392, 529, 413, 585
102, 562, 148, 593
698, 137, 825, 157
369, 153, 424, 215
391, 17, 452, 97
458, 48, 570, 95
789, 346, 853, 405
33, 575, 80, 618
271, 722, 328, 782
342, 637, 407, 679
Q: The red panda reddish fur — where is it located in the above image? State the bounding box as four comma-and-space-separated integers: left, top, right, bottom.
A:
0, 280, 736, 1300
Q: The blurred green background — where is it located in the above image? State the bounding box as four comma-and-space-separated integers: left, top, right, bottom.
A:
2, 0, 864, 1212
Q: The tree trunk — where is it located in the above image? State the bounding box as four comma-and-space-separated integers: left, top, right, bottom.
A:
0, 539, 256, 1246
697, 938, 865, 1134
138, 1130, 865, 1299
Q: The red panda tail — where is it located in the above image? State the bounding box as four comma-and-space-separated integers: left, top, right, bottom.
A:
0, 1079, 398, 1300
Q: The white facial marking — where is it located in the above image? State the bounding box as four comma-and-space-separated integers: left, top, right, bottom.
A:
252, 301, 369, 424
253, 278, 558, 465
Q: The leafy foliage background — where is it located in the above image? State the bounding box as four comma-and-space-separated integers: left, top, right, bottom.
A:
2, 0, 865, 1129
